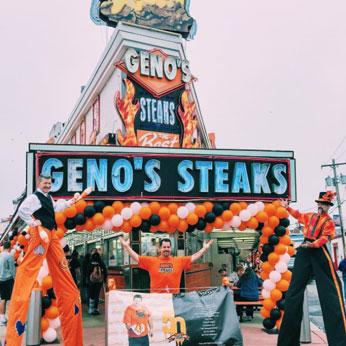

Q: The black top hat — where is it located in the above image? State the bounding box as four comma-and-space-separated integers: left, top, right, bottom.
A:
218, 268, 227, 274
315, 191, 336, 206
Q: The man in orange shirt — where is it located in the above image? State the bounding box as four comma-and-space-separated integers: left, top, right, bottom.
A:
119, 237, 213, 293
277, 191, 346, 346
123, 294, 153, 346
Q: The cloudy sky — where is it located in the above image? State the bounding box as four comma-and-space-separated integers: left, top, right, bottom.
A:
0, 1, 345, 222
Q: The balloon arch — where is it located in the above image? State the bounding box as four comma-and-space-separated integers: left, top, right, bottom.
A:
9, 198, 294, 338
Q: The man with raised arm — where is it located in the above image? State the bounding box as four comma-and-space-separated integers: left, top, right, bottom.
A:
119, 237, 213, 293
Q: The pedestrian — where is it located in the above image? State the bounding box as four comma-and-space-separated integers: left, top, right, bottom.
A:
229, 264, 245, 286
0, 241, 16, 326
6, 174, 83, 346
119, 237, 213, 293
69, 249, 81, 287
277, 191, 346, 346
81, 253, 91, 304
338, 256, 346, 301
235, 267, 262, 322
87, 251, 107, 315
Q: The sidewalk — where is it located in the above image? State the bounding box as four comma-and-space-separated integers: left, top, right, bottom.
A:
0, 309, 328, 345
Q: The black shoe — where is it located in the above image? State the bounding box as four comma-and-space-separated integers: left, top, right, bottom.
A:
91, 310, 100, 316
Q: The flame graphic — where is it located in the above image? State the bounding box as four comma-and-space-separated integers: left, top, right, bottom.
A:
178, 90, 201, 148
116, 79, 140, 146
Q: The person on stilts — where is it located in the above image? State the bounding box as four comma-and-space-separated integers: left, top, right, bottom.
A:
277, 191, 346, 346
6, 174, 83, 346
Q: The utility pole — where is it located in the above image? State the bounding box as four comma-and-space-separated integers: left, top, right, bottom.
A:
321, 160, 346, 256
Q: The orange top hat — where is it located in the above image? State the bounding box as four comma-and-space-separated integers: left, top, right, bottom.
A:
315, 191, 336, 206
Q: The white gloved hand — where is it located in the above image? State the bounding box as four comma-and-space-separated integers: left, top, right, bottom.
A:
31, 219, 42, 227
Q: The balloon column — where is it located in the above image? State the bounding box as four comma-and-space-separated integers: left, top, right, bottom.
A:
7, 198, 294, 332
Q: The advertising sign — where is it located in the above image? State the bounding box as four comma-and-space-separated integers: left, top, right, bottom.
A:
91, 0, 197, 39
28, 144, 296, 202
106, 288, 243, 346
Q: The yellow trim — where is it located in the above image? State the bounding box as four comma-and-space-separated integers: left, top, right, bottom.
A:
321, 246, 346, 331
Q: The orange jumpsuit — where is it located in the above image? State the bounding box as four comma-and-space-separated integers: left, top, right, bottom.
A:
6, 190, 83, 346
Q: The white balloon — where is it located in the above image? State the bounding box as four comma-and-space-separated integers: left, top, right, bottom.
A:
263, 279, 276, 291
42, 327, 57, 343
185, 202, 196, 213
177, 206, 189, 219
247, 203, 258, 216
269, 271, 282, 283
239, 209, 251, 222
25, 234, 31, 240
261, 289, 271, 299
112, 214, 123, 227
275, 261, 288, 273
223, 221, 232, 230
230, 216, 241, 228
121, 207, 133, 220
55, 199, 68, 212
280, 253, 290, 264
255, 201, 265, 211
59, 237, 67, 248
102, 220, 113, 231
130, 202, 142, 215
48, 317, 61, 329
141, 202, 149, 208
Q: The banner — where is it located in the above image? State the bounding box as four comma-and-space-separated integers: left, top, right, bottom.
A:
107, 287, 243, 346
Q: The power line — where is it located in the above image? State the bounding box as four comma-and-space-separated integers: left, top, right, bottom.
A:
326, 135, 346, 163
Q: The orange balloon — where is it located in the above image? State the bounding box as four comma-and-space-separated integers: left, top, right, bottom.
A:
214, 217, 224, 229
263, 298, 276, 311
84, 219, 95, 232
238, 222, 247, 231
122, 221, 132, 233
93, 213, 105, 226
259, 235, 269, 245
281, 270, 292, 282
139, 206, 152, 220
55, 228, 65, 239
247, 217, 259, 230
158, 221, 169, 232
187, 213, 198, 225
275, 244, 287, 255
230, 203, 241, 215
205, 223, 214, 233
260, 307, 271, 318
276, 279, 290, 292
268, 253, 280, 265
159, 207, 170, 220
268, 216, 280, 228
177, 220, 188, 232
270, 288, 283, 301
287, 246, 295, 256
203, 201, 213, 212
168, 203, 178, 214
75, 199, 87, 213
64, 205, 77, 218
256, 211, 269, 223
168, 214, 180, 228
45, 306, 59, 320
150, 202, 161, 214
260, 271, 269, 280
51, 298, 58, 307
41, 318, 49, 332
112, 201, 124, 213
276, 207, 289, 219
221, 210, 233, 222
262, 226, 274, 237
55, 212, 67, 226
264, 203, 277, 217
279, 235, 291, 246
130, 215, 142, 228
262, 262, 274, 273
103, 206, 115, 219
17, 235, 27, 246
239, 201, 248, 210
195, 205, 207, 218
41, 275, 53, 290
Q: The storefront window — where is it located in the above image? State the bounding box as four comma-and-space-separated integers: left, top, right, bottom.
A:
108, 238, 123, 267
140, 233, 176, 256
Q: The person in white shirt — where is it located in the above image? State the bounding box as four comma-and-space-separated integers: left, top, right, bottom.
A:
6, 174, 83, 346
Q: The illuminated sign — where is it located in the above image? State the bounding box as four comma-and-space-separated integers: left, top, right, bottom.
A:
90, 0, 197, 39
29, 144, 296, 202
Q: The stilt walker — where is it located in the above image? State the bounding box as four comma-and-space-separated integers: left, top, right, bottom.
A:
277, 191, 346, 346
6, 174, 83, 346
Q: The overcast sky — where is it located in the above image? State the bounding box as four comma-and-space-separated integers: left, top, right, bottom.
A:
0, 1, 345, 222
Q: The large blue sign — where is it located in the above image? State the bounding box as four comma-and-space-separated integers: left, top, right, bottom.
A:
29, 144, 296, 202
